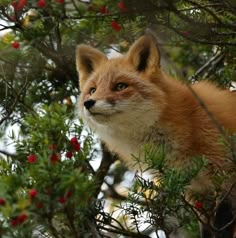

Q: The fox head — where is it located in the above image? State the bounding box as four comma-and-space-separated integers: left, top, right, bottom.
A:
76, 35, 167, 134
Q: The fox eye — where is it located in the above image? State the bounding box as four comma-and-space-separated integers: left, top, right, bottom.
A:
115, 83, 128, 91
89, 87, 96, 95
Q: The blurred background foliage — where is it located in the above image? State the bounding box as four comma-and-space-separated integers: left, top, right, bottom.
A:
0, 0, 235, 237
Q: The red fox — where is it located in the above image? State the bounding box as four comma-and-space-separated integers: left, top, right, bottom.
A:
76, 35, 236, 238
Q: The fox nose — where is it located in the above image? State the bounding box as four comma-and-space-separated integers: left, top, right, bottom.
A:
84, 99, 96, 110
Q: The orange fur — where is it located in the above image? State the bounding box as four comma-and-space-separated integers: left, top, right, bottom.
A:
76, 35, 236, 237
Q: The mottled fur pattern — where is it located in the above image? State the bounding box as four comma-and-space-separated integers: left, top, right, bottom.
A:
76, 35, 236, 237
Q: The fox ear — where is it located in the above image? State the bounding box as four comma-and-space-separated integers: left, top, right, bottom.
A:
76, 45, 107, 90
126, 35, 160, 73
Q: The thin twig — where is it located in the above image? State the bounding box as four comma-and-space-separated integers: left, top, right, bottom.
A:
211, 214, 236, 233
97, 224, 150, 238
164, 23, 236, 46
188, 51, 225, 82
0, 76, 29, 125
209, 180, 236, 232
184, 0, 223, 24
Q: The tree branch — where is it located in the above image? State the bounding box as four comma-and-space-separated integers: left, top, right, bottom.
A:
0, 74, 29, 125
188, 51, 225, 82
93, 143, 116, 198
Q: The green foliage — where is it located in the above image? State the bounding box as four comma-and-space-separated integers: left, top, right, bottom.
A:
0, 0, 235, 237
0, 104, 97, 237
126, 146, 206, 236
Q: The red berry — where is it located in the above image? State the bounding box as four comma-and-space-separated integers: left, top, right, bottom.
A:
111, 21, 122, 32
11, 0, 26, 11
59, 197, 66, 204
56, 0, 64, 3
27, 154, 37, 163
66, 191, 72, 199
70, 137, 78, 145
66, 151, 73, 159
11, 214, 27, 227
12, 41, 20, 49
100, 6, 109, 14
0, 198, 6, 206
11, 218, 19, 227
72, 143, 80, 152
194, 201, 203, 210
117, 2, 127, 12
17, 213, 28, 223
29, 189, 37, 199
70, 137, 80, 151
37, 0, 46, 8
50, 153, 60, 164
17, 0, 26, 10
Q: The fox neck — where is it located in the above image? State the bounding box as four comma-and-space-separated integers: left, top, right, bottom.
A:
95, 119, 167, 167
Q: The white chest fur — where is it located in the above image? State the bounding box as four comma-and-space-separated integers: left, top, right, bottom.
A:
88, 114, 166, 167
80, 98, 166, 167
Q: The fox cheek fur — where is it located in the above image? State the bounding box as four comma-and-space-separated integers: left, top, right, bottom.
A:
76, 35, 236, 238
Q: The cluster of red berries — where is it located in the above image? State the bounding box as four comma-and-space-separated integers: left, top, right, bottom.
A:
10, 0, 65, 49
1, 137, 81, 228
99, 2, 128, 32
29, 187, 72, 206
37, 0, 64, 8
11, 213, 28, 227
100, 1, 128, 14
110, 21, 122, 32
49, 144, 60, 164
11, 0, 64, 9
70, 137, 80, 150
58, 191, 72, 204
11, 0, 26, 11
25, 137, 80, 205
0, 197, 27, 227
8, 188, 72, 227
29, 188, 44, 208
27, 136, 80, 163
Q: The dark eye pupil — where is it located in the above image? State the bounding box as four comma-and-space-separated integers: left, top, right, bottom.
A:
90, 88, 96, 95
116, 83, 127, 91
